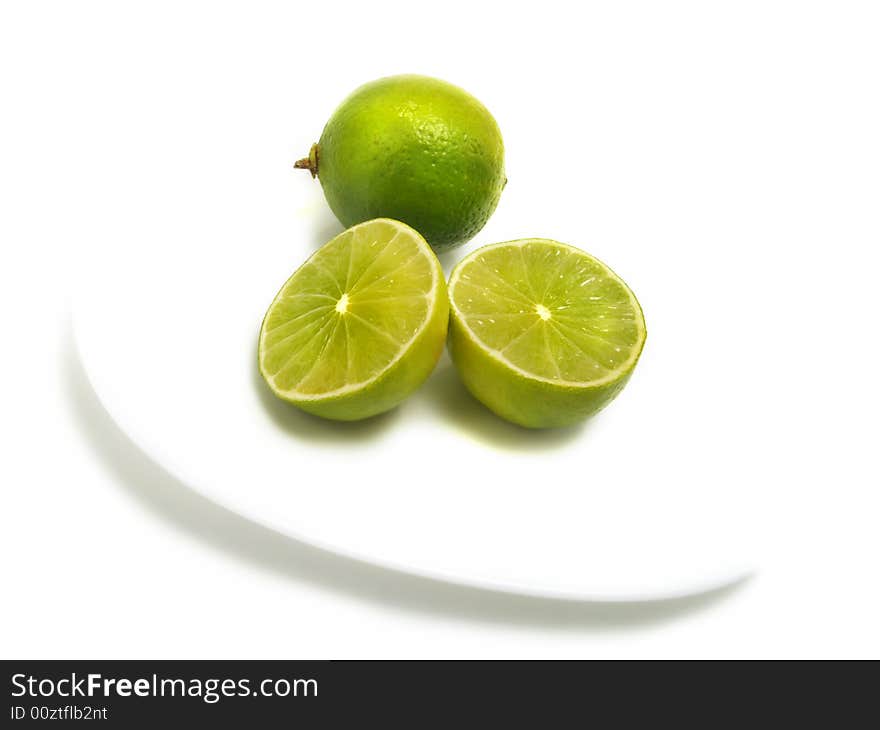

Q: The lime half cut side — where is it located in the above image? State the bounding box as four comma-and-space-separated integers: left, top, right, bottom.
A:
259, 218, 448, 421
448, 239, 646, 428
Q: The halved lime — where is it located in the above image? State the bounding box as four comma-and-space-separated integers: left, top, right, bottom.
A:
259, 219, 448, 420
448, 239, 646, 428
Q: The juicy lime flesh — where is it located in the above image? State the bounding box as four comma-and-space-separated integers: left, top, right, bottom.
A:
316, 75, 505, 252
451, 241, 645, 385
260, 220, 436, 398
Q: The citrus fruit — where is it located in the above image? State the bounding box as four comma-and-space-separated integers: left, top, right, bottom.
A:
447, 239, 647, 428
258, 219, 448, 420
295, 74, 506, 252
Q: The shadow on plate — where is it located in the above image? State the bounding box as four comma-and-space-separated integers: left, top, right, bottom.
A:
308, 206, 344, 250
435, 247, 468, 274
416, 359, 588, 452
67, 333, 751, 631
253, 350, 584, 452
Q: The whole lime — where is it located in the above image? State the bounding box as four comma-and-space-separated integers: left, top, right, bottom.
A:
296, 75, 506, 252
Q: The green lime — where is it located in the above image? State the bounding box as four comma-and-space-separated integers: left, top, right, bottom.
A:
259, 219, 448, 420
295, 75, 506, 252
447, 239, 647, 428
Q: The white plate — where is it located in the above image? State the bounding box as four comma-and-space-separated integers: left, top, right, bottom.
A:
71, 175, 757, 600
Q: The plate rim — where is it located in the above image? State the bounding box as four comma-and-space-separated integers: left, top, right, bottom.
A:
70, 298, 756, 603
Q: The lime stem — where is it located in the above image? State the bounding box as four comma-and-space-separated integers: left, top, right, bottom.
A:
294, 143, 319, 178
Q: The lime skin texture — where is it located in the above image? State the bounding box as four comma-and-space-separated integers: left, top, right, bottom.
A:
447, 240, 647, 429
258, 219, 449, 421
299, 75, 506, 252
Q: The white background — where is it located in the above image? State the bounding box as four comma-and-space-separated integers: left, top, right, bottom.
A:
2, 0, 879, 658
